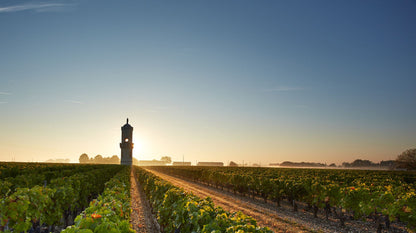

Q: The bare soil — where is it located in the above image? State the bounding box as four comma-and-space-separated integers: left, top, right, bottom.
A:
130, 168, 160, 233
146, 168, 409, 233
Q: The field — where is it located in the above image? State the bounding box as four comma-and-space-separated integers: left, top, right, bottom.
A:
1, 162, 415, 232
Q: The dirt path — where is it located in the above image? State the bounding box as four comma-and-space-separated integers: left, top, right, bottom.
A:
130, 168, 160, 233
146, 168, 316, 233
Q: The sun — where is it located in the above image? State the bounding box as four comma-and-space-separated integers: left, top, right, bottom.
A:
132, 138, 144, 155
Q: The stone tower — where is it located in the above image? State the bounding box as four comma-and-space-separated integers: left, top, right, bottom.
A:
120, 118, 133, 165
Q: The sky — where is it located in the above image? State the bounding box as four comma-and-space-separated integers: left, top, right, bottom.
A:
0, 0, 415, 165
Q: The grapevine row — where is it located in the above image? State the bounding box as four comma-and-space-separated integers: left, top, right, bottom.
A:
0, 162, 81, 179
1, 164, 113, 197
135, 166, 273, 233
62, 166, 134, 233
0, 165, 122, 232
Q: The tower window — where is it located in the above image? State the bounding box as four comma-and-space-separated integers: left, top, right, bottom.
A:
125, 138, 129, 142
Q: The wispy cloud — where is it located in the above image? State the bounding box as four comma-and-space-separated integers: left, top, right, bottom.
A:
65, 100, 83, 104
0, 2, 73, 13
262, 86, 305, 92
0, 91, 11, 95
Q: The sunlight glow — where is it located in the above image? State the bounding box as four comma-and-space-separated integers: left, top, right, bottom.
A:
132, 138, 143, 155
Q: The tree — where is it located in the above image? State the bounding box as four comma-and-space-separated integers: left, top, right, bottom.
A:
229, 161, 238, 167
350, 159, 375, 167
110, 155, 120, 164
161, 156, 172, 164
94, 154, 103, 164
79, 153, 89, 163
396, 148, 416, 170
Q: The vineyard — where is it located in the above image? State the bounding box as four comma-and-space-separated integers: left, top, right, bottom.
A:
146, 166, 416, 232
1, 162, 415, 232
0, 162, 128, 232
135, 167, 271, 233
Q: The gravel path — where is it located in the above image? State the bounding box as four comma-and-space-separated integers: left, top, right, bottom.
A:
130, 168, 160, 233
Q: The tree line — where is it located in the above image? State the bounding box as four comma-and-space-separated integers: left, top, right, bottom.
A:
78, 153, 120, 164
75, 148, 416, 170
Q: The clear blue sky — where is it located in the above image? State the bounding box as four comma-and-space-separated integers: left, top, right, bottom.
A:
1, 0, 415, 165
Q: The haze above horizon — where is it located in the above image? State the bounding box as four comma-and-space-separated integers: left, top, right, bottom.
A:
1, 0, 415, 165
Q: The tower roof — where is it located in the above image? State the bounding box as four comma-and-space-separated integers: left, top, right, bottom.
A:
122, 118, 133, 129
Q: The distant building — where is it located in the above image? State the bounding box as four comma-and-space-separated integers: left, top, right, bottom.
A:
120, 118, 133, 165
197, 162, 224, 167
172, 161, 192, 166
45, 159, 70, 163
280, 161, 326, 167
137, 160, 167, 166
380, 160, 395, 168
